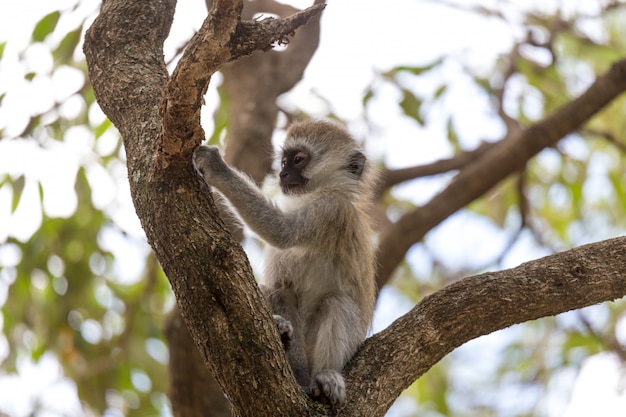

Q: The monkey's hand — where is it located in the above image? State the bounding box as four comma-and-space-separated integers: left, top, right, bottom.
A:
273, 314, 294, 349
310, 370, 346, 407
193, 145, 231, 186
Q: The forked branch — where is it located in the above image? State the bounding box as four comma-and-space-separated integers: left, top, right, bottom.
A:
160, 0, 325, 159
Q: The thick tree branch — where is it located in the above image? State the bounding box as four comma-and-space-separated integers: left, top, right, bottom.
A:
84, 0, 173, 161
159, 0, 242, 160
376, 58, 626, 288
344, 236, 626, 416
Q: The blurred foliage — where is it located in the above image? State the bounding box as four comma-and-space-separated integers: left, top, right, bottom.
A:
0, 3, 172, 416
1, 1, 626, 417
358, 2, 626, 416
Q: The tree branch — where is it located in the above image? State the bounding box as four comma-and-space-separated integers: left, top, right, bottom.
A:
160, 0, 324, 160
231, 4, 325, 56
376, 58, 626, 288
220, 0, 324, 183
344, 236, 626, 416
376, 141, 496, 196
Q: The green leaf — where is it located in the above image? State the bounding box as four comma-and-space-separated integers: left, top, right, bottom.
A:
399, 89, 424, 125
32, 11, 61, 43
362, 87, 374, 108
38, 180, 44, 203
94, 118, 112, 139
0, 42, 6, 60
11, 175, 25, 213
209, 87, 230, 145
562, 332, 603, 358
472, 76, 493, 95
433, 84, 447, 99
385, 58, 444, 78
53, 26, 83, 64
446, 118, 460, 151
609, 171, 626, 211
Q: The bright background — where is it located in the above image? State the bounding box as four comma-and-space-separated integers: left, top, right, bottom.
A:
1, 0, 626, 416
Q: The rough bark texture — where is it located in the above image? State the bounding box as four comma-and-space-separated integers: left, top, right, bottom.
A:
83, 1, 626, 416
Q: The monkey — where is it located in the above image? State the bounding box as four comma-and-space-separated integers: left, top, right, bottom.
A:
193, 120, 377, 406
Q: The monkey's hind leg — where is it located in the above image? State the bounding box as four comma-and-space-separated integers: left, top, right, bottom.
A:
308, 296, 364, 406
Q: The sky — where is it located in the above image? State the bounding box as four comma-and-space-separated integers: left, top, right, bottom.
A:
1, 0, 625, 416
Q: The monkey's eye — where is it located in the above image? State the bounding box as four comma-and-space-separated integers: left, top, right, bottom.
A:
293, 151, 308, 166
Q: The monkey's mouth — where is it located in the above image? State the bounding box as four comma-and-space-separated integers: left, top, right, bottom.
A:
281, 179, 308, 194
282, 183, 303, 194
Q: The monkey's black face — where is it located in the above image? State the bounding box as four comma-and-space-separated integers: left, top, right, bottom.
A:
280, 148, 310, 194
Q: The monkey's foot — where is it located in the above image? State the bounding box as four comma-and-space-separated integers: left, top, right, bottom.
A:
310, 369, 346, 407
273, 314, 293, 349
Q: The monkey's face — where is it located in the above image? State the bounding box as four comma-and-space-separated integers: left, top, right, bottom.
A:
279, 148, 310, 195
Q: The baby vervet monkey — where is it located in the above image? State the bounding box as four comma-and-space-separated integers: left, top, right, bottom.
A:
193, 120, 377, 406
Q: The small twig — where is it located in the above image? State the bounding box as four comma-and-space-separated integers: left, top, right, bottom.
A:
581, 128, 626, 153
230, 3, 325, 56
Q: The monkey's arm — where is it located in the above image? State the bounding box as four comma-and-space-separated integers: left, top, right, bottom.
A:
193, 146, 334, 248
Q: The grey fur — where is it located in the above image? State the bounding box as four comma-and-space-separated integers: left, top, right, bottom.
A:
193, 120, 377, 406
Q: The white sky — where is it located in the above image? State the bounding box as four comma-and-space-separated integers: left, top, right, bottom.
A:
0, 0, 625, 416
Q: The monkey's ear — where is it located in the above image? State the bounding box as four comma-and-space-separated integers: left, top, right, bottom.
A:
346, 151, 366, 179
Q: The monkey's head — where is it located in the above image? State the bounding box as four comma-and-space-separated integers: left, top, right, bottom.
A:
279, 120, 371, 196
